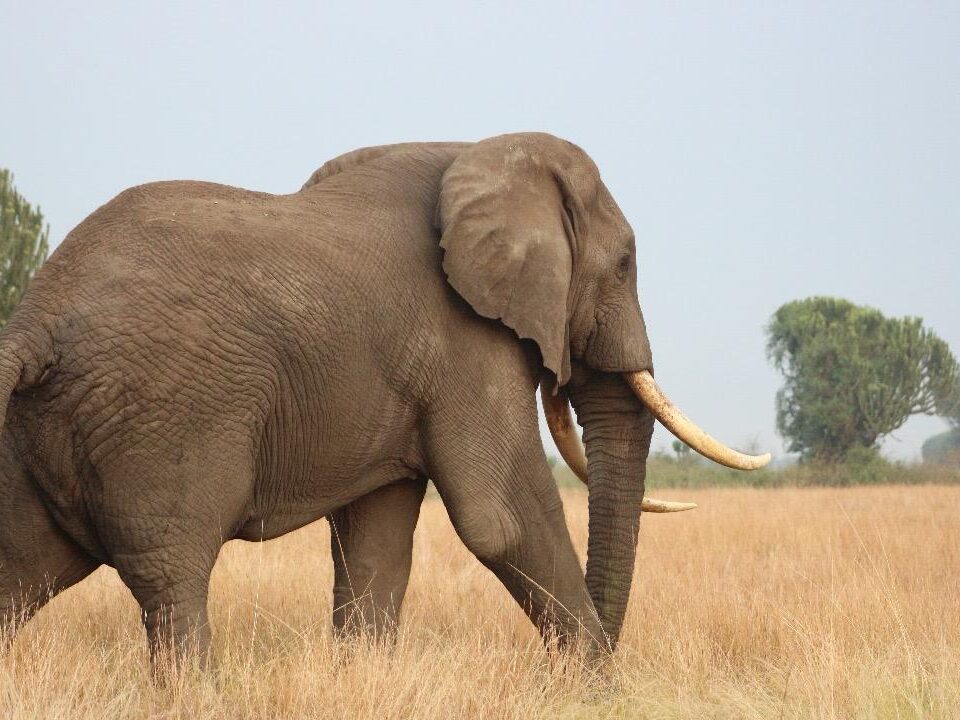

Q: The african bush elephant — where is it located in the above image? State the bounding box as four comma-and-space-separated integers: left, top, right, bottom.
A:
0, 133, 768, 668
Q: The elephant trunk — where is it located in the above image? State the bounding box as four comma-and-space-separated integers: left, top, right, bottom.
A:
568, 372, 654, 649
541, 382, 697, 513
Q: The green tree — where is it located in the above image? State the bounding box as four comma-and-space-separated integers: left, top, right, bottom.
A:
766, 297, 960, 461
0, 169, 49, 326
938, 373, 960, 428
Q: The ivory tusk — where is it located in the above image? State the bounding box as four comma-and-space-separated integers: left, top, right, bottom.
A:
623, 370, 771, 471
540, 380, 698, 513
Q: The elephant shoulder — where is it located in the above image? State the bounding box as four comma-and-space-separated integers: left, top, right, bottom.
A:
301, 142, 472, 190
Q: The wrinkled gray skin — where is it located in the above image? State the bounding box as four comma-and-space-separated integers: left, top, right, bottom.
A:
0, 134, 655, 667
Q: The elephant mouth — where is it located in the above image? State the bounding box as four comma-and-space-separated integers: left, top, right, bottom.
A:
543, 370, 770, 512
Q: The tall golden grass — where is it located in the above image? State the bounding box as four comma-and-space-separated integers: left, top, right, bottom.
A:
2, 484, 958, 719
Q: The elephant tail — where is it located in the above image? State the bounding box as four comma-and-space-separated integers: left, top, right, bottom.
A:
0, 347, 24, 431
0, 322, 55, 431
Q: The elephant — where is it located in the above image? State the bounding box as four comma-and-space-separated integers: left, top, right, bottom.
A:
0, 133, 768, 669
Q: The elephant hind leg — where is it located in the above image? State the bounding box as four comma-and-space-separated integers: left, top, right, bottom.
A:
93, 439, 253, 672
0, 529, 100, 646
328, 477, 428, 640
112, 531, 222, 673
0, 454, 101, 645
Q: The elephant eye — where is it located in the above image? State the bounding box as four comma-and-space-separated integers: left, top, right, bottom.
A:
616, 254, 631, 278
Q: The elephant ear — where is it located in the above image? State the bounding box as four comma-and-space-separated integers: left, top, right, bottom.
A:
437, 134, 580, 385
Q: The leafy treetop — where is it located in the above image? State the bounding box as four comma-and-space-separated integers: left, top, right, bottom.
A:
767, 296, 959, 461
0, 169, 49, 327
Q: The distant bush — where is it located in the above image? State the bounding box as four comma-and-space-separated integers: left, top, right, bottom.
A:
922, 429, 960, 466
551, 451, 960, 490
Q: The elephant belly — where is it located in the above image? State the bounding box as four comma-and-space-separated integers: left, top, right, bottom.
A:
239, 370, 427, 541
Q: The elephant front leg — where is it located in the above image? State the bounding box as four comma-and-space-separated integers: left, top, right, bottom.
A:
327, 477, 428, 640
426, 392, 607, 657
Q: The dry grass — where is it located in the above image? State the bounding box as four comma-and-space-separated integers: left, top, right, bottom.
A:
2, 485, 958, 719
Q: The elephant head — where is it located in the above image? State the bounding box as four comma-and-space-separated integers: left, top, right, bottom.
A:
436, 133, 768, 646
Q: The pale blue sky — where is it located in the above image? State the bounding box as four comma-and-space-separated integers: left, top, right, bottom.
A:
3, 1, 958, 460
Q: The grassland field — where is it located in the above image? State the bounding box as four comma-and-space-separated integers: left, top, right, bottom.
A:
2, 472, 958, 719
